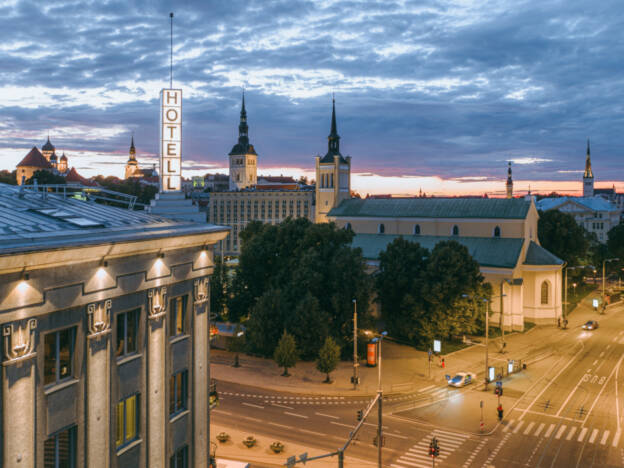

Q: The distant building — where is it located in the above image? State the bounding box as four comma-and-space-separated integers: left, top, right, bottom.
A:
536, 196, 620, 243
15, 137, 72, 184
329, 197, 564, 328
228, 94, 257, 191
506, 162, 513, 199
124, 136, 141, 179
0, 182, 228, 468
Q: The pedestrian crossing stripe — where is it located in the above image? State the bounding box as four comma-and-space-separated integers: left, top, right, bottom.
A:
393, 430, 471, 468
499, 420, 619, 447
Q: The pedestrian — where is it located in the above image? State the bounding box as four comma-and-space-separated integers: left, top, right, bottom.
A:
441, 358, 445, 369
557, 318, 561, 328
497, 404, 503, 421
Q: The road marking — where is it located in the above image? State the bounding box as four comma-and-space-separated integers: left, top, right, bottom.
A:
212, 409, 232, 416
600, 430, 610, 445
284, 411, 308, 419
555, 425, 567, 439
242, 416, 263, 423
612, 429, 621, 448
566, 426, 577, 440
600, 351, 605, 357
268, 422, 292, 429
578, 427, 588, 442
385, 432, 409, 439
613, 337, 618, 342
271, 403, 294, 410
589, 428, 599, 443
364, 422, 389, 429
513, 421, 525, 434
534, 423, 545, 437
315, 412, 339, 419
607, 344, 612, 349
330, 421, 352, 428
299, 428, 331, 438
503, 419, 514, 432
583, 354, 624, 424
420, 384, 436, 392
544, 424, 555, 437
523, 422, 535, 435
241, 402, 264, 409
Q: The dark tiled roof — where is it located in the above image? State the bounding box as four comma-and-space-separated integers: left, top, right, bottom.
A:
524, 241, 564, 265
351, 234, 524, 269
42, 138, 55, 151
17, 147, 53, 169
229, 143, 257, 156
329, 198, 531, 219
320, 151, 347, 164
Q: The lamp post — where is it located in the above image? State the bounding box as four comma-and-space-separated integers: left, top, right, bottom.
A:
352, 299, 359, 390
371, 331, 387, 468
603, 258, 620, 308
463, 295, 489, 390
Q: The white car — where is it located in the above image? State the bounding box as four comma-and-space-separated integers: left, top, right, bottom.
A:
446, 372, 477, 387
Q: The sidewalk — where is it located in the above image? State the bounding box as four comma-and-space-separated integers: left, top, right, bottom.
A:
211, 290, 619, 397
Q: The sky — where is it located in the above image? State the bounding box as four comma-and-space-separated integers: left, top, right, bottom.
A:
1, 0, 624, 196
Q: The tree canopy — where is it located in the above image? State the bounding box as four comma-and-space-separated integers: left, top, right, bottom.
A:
274, 331, 298, 376
538, 209, 589, 265
25, 170, 66, 185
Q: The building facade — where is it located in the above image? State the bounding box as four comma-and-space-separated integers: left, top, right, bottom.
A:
0, 183, 227, 468
16, 137, 73, 185
328, 197, 564, 328
228, 94, 257, 191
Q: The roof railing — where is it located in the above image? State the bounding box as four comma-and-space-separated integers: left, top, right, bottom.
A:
19, 183, 139, 210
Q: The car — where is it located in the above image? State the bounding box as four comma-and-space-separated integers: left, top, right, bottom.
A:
446, 372, 477, 387
582, 320, 599, 330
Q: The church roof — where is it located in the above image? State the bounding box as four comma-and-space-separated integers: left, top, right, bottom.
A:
229, 92, 257, 156
49, 152, 58, 161
523, 241, 564, 266
17, 147, 53, 169
329, 198, 531, 219
42, 137, 55, 152
351, 234, 524, 269
229, 142, 257, 156
60, 153, 67, 161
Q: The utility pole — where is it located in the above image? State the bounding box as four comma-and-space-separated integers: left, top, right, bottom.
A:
352, 299, 358, 390
500, 280, 505, 350
372, 332, 387, 468
484, 299, 489, 391
563, 264, 568, 325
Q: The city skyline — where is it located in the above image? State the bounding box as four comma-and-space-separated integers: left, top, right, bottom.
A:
2, 1, 624, 196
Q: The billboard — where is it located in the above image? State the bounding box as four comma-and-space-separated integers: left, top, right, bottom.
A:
160, 89, 182, 192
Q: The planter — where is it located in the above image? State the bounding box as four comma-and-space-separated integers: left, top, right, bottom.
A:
243, 436, 257, 448
216, 432, 230, 443
270, 441, 285, 453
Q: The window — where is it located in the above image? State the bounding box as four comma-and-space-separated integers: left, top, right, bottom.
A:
170, 370, 188, 416
541, 281, 549, 305
452, 225, 459, 236
116, 394, 140, 449
170, 295, 188, 337
44, 327, 75, 386
44, 426, 77, 468
494, 226, 501, 237
170, 445, 188, 468
116, 309, 139, 358
414, 224, 421, 235
378, 223, 385, 234
345, 222, 352, 231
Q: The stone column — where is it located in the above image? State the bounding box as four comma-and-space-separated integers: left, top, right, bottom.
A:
86, 300, 112, 468
147, 287, 167, 468
193, 278, 210, 468
2, 319, 37, 468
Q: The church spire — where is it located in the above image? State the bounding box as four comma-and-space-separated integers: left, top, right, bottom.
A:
327, 97, 340, 155
506, 161, 513, 199
129, 135, 136, 159
238, 91, 249, 146
584, 138, 593, 178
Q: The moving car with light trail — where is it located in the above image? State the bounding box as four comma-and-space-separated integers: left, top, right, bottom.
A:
582, 320, 599, 330
446, 372, 477, 387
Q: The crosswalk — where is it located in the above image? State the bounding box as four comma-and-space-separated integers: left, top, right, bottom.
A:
391, 429, 471, 468
502, 419, 620, 447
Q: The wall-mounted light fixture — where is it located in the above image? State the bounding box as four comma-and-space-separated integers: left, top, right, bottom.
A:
100, 259, 109, 268
158, 252, 165, 259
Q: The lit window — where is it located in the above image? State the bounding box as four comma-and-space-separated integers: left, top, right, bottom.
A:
541, 281, 549, 305
44, 327, 76, 386
116, 309, 139, 358
170, 445, 188, 468
116, 394, 140, 449
44, 426, 77, 468
169, 296, 188, 337
169, 370, 188, 416
378, 224, 385, 234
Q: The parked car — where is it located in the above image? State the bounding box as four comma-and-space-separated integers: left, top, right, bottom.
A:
446, 372, 477, 387
582, 320, 599, 330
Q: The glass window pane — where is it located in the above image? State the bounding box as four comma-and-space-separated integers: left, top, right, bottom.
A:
125, 395, 136, 442
176, 372, 183, 411
58, 328, 72, 380
57, 428, 71, 468
176, 300, 183, 335
116, 313, 125, 357
43, 436, 56, 468
126, 310, 137, 354
44, 333, 56, 385
116, 401, 124, 447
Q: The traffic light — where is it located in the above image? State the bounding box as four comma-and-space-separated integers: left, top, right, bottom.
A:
357, 409, 363, 421
434, 438, 440, 457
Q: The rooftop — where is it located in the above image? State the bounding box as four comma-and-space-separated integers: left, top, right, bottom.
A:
524, 241, 564, 266
536, 196, 617, 212
0, 183, 228, 254
17, 147, 53, 169
330, 197, 532, 219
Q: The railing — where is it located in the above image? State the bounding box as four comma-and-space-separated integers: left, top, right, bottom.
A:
19, 183, 139, 210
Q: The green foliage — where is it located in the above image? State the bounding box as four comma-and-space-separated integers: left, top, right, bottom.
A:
210, 256, 230, 320
607, 224, 624, 269
376, 238, 490, 346
316, 336, 341, 382
273, 331, 298, 376
93, 176, 159, 207
245, 288, 286, 357
25, 170, 66, 185
538, 210, 589, 265
0, 170, 17, 185
230, 218, 371, 358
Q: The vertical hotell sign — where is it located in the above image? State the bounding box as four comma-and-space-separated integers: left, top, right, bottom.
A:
160, 88, 182, 192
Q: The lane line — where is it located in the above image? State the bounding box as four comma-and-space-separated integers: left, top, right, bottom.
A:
600, 351, 605, 358
513, 421, 525, 434
271, 403, 294, 410
315, 412, 339, 419
600, 430, 610, 445
578, 427, 588, 442
566, 426, 577, 440
385, 432, 409, 440
544, 424, 555, 437
502, 419, 514, 432
555, 425, 567, 439
212, 409, 232, 416
241, 402, 264, 409
284, 411, 308, 419
299, 428, 332, 438
268, 422, 292, 429
583, 354, 624, 424
433, 429, 471, 439
593, 359, 598, 366
589, 428, 599, 443
612, 429, 621, 448
534, 423, 545, 437
330, 421, 352, 428
523, 422, 535, 435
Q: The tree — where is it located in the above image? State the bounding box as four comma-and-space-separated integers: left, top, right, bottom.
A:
316, 336, 341, 383
607, 224, 624, 263
0, 170, 17, 185
285, 294, 330, 360
244, 288, 286, 358
25, 170, 66, 185
274, 331, 298, 377
538, 210, 589, 265
210, 256, 229, 320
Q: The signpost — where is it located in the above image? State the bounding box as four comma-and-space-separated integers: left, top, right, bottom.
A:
160, 88, 182, 192
433, 339, 441, 354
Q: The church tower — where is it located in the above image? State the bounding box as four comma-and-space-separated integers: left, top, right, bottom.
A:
583, 139, 594, 197
506, 162, 513, 199
125, 136, 139, 179
315, 98, 351, 223
58, 153, 68, 173
228, 93, 257, 190
41, 136, 55, 161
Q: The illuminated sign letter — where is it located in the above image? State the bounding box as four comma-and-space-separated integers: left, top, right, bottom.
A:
160, 88, 182, 192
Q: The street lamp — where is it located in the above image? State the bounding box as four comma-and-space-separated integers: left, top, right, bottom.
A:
603, 258, 620, 308
371, 331, 387, 468
352, 299, 359, 390
463, 295, 489, 390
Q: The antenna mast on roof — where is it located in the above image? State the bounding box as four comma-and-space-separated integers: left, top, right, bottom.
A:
169, 12, 174, 89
